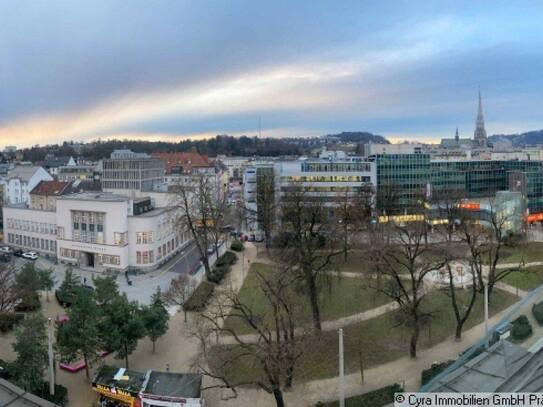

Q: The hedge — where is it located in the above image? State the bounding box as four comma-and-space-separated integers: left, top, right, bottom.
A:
230, 240, 244, 252
532, 302, 543, 325
183, 281, 215, 312
216, 251, 237, 267
511, 315, 533, 341
315, 383, 403, 407
0, 313, 25, 333
208, 264, 231, 284
421, 360, 454, 385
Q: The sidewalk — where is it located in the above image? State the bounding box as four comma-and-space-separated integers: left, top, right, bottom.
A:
218, 296, 538, 407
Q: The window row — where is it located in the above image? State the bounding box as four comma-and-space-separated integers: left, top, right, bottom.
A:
7, 233, 56, 252
6, 218, 56, 235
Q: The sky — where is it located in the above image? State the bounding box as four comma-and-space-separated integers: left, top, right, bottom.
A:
2, 1, 543, 148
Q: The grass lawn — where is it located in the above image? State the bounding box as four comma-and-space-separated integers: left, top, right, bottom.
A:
217, 287, 518, 385
223, 262, 392, 335
500, 267, 543, 291
498, 242, 543, 264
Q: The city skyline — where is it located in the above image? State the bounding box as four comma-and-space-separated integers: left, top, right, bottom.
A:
2, 1, 543, 147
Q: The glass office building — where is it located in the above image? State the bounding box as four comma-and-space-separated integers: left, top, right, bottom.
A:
374, 154, 543, 214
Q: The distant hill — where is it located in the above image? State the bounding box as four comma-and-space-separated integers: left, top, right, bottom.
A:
324, 131, 389, 144
489, 130, 543, 147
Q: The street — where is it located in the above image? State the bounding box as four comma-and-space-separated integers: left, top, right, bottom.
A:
10, 242, 211, 305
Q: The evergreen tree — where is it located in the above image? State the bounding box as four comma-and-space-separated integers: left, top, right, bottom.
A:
56, 267, 81, 306
38, 268, 55, 301
100, 294, 145, 368
14, 263, 42, 310
93, 275, 119, 307
56, 287, 101, 379
11, 314, 48, 393
142, 287, 169, 353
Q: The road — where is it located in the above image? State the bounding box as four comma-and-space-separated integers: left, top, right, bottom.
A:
9, 242, 212, 305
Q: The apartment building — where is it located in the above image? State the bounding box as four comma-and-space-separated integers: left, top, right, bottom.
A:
0, 166, 53, 204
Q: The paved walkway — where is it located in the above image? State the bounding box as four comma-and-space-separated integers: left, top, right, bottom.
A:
218, 294, 542, 407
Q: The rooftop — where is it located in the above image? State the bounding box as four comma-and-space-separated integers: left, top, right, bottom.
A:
142, 371, 202, 399
0, 378, 58, 407
57, 192, 128, 202
7, 166, 45, 182
30, 180, 71, 196
92, 365, 146, 394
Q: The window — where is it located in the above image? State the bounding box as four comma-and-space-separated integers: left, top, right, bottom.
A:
89, 224, 95, 232
73, 222, 79, 230
97, 224, 103, 232
81, 223, 87, 231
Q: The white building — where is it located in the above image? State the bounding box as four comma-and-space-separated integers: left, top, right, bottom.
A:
243, 156, 376, 231
1, 166, 53, 205
4, 191, 191, 273
56, 192, 190, 273
364, 143, 424, 156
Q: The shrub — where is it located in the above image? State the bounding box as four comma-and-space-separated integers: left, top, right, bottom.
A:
421, 360, 454, 385
183, 281, 215, 312
208, 265, 231, 284
315, 383, 403, 407
532, 302, 543, 325
511, 315, 533, 341
230, 240, 244, 252
216, 251, 237, 267
39, 383, 68, 406
0, 313, 25, 333
14, 294, 41, 312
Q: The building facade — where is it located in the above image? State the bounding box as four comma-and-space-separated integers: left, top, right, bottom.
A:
102, 149, 165, 192
0, 166, 53, 205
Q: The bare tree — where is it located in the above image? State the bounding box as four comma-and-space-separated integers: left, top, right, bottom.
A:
172, 174, 228, 279
369, 220, 446, 358
0, 265, 18, 312
164, 274, 196, 322
278, 185, 342, 333
445, 259, 478, 340
335, 186, 374, 261
192, 267, 307, 407
256, 169, 277, 248
457, 204, 521, 300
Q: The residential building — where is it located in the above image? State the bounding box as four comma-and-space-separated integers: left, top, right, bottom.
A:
102, 149, 164, 193
42, 154, 76, 176
152, 150, 212, 175
1, 166, 53, 205
57, 163, 96, 181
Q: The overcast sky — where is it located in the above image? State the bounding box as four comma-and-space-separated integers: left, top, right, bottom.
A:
1, 1, 543, 147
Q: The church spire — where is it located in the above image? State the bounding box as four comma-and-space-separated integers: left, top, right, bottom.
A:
473, 90, 487, 147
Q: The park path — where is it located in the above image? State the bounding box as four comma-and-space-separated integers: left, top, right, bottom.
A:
218, 300, 400, 345
217, 294, 539, 407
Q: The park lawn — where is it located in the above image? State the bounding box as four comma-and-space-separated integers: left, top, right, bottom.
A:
498, 242, 543, 264
223, 262, 392, 335
500, 267, 543, 291
217, 288, 518, 385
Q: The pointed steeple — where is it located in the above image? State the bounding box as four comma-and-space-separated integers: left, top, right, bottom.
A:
473, 90, 487, 147
455, 126, 459, 142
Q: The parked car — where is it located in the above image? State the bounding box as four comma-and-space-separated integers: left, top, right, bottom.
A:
22, 251, 38, 260
13, 249, 23, 257
0, 246, 12, 254
0, 254, 11, 263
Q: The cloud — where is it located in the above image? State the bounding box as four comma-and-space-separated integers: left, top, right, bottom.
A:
2, 1, 543, 147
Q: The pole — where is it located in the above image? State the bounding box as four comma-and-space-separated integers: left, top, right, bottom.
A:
48, 318, 55, 396
484, 283, 489, 335
339, 328, 345, 407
